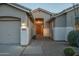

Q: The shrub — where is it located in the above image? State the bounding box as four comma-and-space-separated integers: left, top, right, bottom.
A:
68, 30, 79, 47
64, 47, 75, 56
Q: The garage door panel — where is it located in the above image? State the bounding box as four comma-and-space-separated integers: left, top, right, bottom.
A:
0, 18, 20, 44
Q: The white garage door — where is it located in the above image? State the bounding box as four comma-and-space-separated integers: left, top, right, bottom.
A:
0, 18, 20, 44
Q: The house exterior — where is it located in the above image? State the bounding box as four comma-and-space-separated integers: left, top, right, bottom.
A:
0, 3, 33, 45
0, 3, 79, 46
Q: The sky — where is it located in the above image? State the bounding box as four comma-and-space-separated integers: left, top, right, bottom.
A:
19, 3, 73, 13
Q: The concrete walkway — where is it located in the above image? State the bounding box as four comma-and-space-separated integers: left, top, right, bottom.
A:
0, 40, 78, 56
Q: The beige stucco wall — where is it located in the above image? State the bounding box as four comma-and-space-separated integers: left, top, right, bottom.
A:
0, 4, 31, 45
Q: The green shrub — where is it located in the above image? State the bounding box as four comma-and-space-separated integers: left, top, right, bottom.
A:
68, 30, 79, 47
64, 47, 75, 56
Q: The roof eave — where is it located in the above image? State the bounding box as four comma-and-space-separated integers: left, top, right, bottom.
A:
8, 3, 31, 12
0, 3, 31, 12
32, 8, 53, 16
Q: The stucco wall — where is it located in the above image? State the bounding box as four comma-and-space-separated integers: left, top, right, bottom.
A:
66, 10, 75, 27
28, 17, 34, 41
53, 27, 66, 41
54, 8, 77, 41
55, 14, 66, 27
0, 4, 27, 21
54, 14, 66, 41
32, 11, 51, 21
65, 9, 76, 41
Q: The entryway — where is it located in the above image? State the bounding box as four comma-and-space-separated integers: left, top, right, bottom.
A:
35, 18, 44, 39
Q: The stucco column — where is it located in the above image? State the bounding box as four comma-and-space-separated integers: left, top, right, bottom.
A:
20, 23, 30, 46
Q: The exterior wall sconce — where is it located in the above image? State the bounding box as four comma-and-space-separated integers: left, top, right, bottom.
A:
36, 20, 43, 24
21, 22, 27, 30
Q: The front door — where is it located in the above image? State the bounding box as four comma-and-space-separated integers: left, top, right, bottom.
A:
35, 18, 44, 39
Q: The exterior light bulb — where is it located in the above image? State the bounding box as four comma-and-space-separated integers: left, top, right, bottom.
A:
21, 22, 27, 29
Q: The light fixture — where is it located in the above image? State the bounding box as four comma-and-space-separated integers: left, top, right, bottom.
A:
36, 20, 43, 24
21, 22, 27, 29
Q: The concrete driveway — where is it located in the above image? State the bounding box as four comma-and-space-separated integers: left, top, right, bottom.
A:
0, 44, 25, 56
21, 40, 69, 56
0, 40, 78, 56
